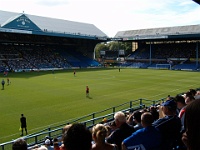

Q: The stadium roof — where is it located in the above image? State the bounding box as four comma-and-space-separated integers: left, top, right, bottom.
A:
114, 24, 200, 41
0, 10, 108, 39
193, 0, 200, 5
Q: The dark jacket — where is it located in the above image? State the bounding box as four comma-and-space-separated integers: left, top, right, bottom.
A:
106, 123, 135, 150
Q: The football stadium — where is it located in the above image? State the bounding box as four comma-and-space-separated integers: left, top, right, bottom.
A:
1, 1, 200, 149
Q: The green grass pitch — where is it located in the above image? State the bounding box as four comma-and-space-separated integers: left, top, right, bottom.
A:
0, 68, 199, 143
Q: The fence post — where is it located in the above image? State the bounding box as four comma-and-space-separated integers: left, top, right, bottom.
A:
92, 113, 95, 125
112, 107, 115, 118
130, 101, 132, 109
139, 98, 143, 109
35, 136, 38, 144
48, 128, 51, 138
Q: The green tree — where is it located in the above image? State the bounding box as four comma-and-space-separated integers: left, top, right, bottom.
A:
94, 41, 132, 58
94, 43, 108, 58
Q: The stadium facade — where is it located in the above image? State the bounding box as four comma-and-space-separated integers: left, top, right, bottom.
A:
112, 25, 200, 70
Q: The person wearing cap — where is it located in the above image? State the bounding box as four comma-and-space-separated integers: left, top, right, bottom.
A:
152, 99, 181, 150
44, 139, 54, 150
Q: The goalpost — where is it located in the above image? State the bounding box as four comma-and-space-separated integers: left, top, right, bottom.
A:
156, 64, 171, 70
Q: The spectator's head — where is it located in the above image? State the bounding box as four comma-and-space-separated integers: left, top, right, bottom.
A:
175, 95, 186, 109
44, 139, 51, 147
189, 89, 196, 96
63, 123, 92, 150
183, 100, 200, 150
62, 124, 72, 141
185, 95, 195, 105
114, 111, 126, 127
185, 91, 193, 98
196, 90, 200, 95
194, 90, 200, 99
141, 112, 154, 127
133, 111, 142, 123
92, 124, 108, 143
161, 99, 177, 115
12, 138, 27, 150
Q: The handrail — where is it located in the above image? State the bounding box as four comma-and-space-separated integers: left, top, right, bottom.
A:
0, 98, 165, 150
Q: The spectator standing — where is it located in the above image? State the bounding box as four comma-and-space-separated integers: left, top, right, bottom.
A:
122, 112, 161, 150
106, 111, 135, 150
20, 114, 28, 136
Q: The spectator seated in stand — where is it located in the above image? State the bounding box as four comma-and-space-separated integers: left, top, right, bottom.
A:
44, 139, 54, 150
122, 112, 161, 150
60, 124, 72, 150
182, 98, 200, 150
63, 123, 92, 150
127, 110, 143, 131
152, 99, 182, 150
175, 95, 187, 130
149, 106, 159, 121
12, 138, 27, 150
92, 123, 118, 150
106, 111, 135, 150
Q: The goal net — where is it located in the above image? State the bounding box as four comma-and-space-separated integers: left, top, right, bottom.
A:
156, 64, 171, 70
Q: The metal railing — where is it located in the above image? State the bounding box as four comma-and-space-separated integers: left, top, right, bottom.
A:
0, 98, 165, 150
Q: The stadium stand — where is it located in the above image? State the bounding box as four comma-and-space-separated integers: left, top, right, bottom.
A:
0, 10, 108, 72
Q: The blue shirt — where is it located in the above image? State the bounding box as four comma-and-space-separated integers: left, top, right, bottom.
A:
123, 126, 161, 150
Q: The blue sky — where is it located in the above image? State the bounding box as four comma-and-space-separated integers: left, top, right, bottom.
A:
1, 0, 200, 37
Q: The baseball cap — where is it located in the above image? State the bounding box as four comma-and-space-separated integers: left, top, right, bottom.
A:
45, 139, 51, 145
161, 99, 177, 109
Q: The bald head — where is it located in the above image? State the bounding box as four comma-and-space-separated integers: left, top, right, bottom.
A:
141, 112, 154, 127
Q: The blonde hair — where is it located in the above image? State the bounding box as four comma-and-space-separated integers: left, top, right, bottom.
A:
92, 124, 108, 142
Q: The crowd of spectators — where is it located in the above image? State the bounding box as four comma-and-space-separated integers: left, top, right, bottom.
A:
0, 46, 73, 72
127, 42, 199, 69
129, 42, 197, 60
12, 88, 200, 150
